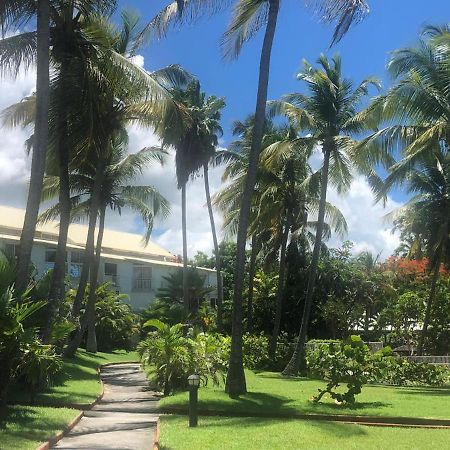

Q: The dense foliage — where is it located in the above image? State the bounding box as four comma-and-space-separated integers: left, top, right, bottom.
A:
138, 320, 229, 395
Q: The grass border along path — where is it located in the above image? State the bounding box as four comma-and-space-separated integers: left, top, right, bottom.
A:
0, 349, 138, 450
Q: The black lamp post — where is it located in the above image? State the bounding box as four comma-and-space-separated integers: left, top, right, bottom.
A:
188, 374, 200, 427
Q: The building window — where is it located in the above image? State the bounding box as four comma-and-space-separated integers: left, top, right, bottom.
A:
104, 262, 119, 286
45, 249, 57, 263
69, 251, 84, 278
2, 243, 18, 259
133, 265, 152, 291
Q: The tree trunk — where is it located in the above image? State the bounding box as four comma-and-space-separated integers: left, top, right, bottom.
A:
181, 182, 189, 314
85, 205, 106, 353
283, 143, 331, 376
15, 0, 50, 295
65, 165, 103, 357
203, 164, 223, 330
418, 260, 441, 356
43, 70, 71, 341
71, 166, 104, 318
247, 235, 258, 333
269, 223, 289, 359
226, 0, 280, 397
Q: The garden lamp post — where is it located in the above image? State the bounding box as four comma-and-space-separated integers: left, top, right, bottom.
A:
188, 374, 200, 427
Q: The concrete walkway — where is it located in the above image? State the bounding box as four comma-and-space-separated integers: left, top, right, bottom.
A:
53, 363, 159, 450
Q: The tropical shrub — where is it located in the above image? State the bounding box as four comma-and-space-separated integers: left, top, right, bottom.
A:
377, 357, 449, 386
0, 285, 46, 406
242, 333, 269, 369
94, 284, 139, 352
307, 335, 373, 404
17, 340, 63, 401
138, 320, 228, 395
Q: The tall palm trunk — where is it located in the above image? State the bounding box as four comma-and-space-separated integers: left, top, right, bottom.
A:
43, 128, 71, 341
226, 0, 280, 397
418, 256, 442, 355
181, 182, 189, 314
15, 0, 50, 295
203, 164, 223, 330
247, 234, 258, 333
283, 143, 331, 376
71, 164, 104, 318
269, 222, 289, 359
85, 205, 106, 353
65, 164, 103, 357
43, 62, 72, 341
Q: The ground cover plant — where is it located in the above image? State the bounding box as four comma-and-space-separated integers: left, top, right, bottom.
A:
159, 415, 450, 450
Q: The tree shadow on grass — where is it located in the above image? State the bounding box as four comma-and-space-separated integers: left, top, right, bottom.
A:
0, 405, 74, 443
396, 387, 450, 397
190, 391, 390, 418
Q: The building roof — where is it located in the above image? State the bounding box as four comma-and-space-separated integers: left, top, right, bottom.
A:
0, 205, 175, 261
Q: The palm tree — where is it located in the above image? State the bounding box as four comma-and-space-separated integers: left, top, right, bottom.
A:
42, 144, 170, 353
355, 25, 450, 354
2, 11, 190, 339
215, 118, 347, 358
0, 0, 50, 295
383, 149, 450, 355
141, 0, 370, 396
265, 55, 379, 375
198, 95, 225, 330
160, 81, 224, 316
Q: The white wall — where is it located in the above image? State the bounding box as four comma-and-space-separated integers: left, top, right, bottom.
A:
0, 238, 218, 311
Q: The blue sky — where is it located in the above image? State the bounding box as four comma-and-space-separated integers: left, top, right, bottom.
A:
119, 0, 450, 204
0, 1, 448, 258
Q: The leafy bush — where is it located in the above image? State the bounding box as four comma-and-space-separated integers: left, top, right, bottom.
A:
307, 335, 373, 404
94, 284, 139, 352
242, 333, 269, 369
376, 356, 449, 386
17, 341, 63, 401
138, 320, 228, 395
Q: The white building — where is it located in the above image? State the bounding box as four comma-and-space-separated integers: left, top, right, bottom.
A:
0, 205, 217, 310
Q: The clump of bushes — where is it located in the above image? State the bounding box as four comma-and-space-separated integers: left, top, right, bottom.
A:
137, 319, 229, 395
375, 354, 449, 386
306, 336, 450, 404
307, 335, 374, 404
94, 284, 140, 352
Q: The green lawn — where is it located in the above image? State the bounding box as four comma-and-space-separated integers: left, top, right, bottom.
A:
0, 405, 76, 450
10, 349, 139, 406
1, 349, 138, 450
161, 370, 450, 420
159, 415, 450, 450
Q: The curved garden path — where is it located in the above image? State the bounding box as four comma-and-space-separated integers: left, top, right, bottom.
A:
52, 363, 159, 450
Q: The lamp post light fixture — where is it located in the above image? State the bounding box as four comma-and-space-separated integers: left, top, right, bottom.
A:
188, 374, 200, 427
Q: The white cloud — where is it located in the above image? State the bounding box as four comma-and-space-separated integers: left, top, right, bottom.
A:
326, 177, 401, 259
129, 54, 145, 68
0, 69, 402, 260
0, 70, 36, 206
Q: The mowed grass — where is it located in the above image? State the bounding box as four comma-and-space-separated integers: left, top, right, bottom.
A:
10, 349, 139, 406
160, 370, 450, 420
159, 415, 450, 450
2, 349, 138, 450
0, 405, 77, 450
